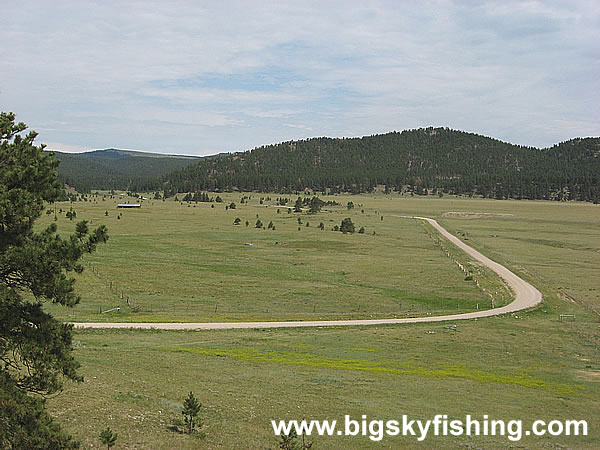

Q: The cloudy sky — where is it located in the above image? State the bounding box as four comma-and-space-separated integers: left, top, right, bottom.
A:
1, 1, 598, 155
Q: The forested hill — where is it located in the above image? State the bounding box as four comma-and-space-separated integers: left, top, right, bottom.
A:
157, 128, 600, 202
50, 149, 202, 192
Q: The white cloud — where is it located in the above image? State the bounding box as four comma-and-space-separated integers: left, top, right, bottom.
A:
0, 0, 598, 155
284, 123, 313, 131
42, 142, 94, 154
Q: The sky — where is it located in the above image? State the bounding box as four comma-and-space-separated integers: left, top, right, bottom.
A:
1, 1, 598, 156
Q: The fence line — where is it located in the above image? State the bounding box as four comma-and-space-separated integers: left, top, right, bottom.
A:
84, 259, 141, 313
419, 222, 508, 309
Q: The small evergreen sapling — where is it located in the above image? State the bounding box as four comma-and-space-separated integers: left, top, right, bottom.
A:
99, 427, 118, 449
182, 391, 202, 434
279, 428, 312, 449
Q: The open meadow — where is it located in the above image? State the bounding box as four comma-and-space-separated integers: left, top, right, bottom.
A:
43, 194, 600, 447
41, 194, 509, 323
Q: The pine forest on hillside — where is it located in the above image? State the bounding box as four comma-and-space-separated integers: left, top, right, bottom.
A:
56, 128, 599, 203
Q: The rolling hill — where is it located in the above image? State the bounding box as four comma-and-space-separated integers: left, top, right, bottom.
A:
49, 149, 203, 192
52, 129, 600, 202
156, 128, 599, 202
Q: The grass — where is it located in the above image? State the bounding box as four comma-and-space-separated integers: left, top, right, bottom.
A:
41, 194, 600, 447
40, 194, 493, 322
170, 346, 580, 396
49, 315, 599, 448
439, 213, 599, 314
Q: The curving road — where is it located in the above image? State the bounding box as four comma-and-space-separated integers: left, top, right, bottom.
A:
73, 217, 542, 330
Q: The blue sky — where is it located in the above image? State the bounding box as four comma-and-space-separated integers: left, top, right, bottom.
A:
1, 0, 598, 155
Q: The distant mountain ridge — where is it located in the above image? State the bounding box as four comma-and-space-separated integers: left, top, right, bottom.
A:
76, 148, 200, 159
52, 128, 600, 202
49, 148, 204, 192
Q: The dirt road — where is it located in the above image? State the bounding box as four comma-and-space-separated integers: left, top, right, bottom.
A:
73, 217, 542, 330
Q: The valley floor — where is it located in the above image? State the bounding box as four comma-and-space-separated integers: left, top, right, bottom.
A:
43, 194, 599, 448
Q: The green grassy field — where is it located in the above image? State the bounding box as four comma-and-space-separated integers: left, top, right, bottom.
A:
43, 194, 599, 448
41, 194, 505, 322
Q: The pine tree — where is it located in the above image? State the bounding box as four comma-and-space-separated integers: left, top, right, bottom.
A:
0, 112, 109, 447
182, 391, 202, 434
278, 428, 312, 449
99, 427, 118, 449
294, 197, 303, 212
340, 218, 355, 233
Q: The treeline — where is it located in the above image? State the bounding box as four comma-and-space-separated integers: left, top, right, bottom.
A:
141, 128, 599, 202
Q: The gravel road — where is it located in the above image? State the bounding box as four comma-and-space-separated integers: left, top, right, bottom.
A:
73, 217, 542, 330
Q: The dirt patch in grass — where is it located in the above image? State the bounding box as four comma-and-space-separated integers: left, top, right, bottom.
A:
576, 370, 600, 382
442, 212, 514, 218
558, 291, 577, 304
